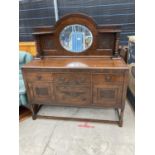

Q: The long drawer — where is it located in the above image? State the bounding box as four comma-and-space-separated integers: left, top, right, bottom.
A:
54, 73, 91, 85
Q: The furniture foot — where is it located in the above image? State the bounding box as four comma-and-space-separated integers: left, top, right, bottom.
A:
118, 120, 123, 127
32, 114, 37, 120
116, 108, 124, 127
119, 108, 124, 127
31, 104, 40, 120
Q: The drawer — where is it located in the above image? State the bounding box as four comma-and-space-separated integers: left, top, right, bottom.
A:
93, 74, 124, 84
26, 72, 52, 81
54, 73, 90, 85
55, 85, 91, 105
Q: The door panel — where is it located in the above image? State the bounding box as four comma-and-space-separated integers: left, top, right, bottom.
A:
93, 84, 123, 107
28, 82, 54, 104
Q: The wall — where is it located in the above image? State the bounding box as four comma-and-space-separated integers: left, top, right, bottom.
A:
19, 0, 135, 45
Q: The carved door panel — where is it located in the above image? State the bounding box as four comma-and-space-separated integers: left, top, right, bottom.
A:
28, 82, 54, 104
93, 84, 123, 107
54, 85, 91, 106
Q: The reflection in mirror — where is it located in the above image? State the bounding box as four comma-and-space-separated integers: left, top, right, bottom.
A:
66, 62, 88, 68
60, 24, 93, 53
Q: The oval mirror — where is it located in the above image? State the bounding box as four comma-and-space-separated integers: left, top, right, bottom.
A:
59, 24, 93, 53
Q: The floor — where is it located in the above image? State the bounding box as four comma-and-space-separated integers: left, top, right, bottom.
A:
19, 106, 31, 122
19, 100, 135, 155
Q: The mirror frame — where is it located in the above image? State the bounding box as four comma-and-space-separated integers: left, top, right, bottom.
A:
59, 24, 93, 53
54, 13, 98, 55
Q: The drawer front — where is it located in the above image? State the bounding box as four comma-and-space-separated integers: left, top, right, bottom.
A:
27, 82, 54, 103
26, 72, 52, 81
54, 73, 90, 85
55, 85, 91, 105
93, 74, 124, 84
93, 84, 123, 107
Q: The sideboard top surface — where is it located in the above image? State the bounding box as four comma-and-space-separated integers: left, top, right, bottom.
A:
22, 57, 128, 69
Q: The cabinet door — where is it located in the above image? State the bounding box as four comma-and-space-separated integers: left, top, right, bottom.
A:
28, 82, 54, 104
93, 84, 123, 107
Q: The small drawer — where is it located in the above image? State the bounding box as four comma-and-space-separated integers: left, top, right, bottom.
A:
54, 73, 90, 85
93, 74, 124, 84
26, 72, 52, 81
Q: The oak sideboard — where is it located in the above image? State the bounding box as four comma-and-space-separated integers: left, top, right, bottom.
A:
22, 13, 129, 127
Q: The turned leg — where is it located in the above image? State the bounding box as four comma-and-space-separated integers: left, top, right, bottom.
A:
118, 108, 125, 127
30, 104, 38, 120
115, 108, 125, 127
32, 114, 36, 120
